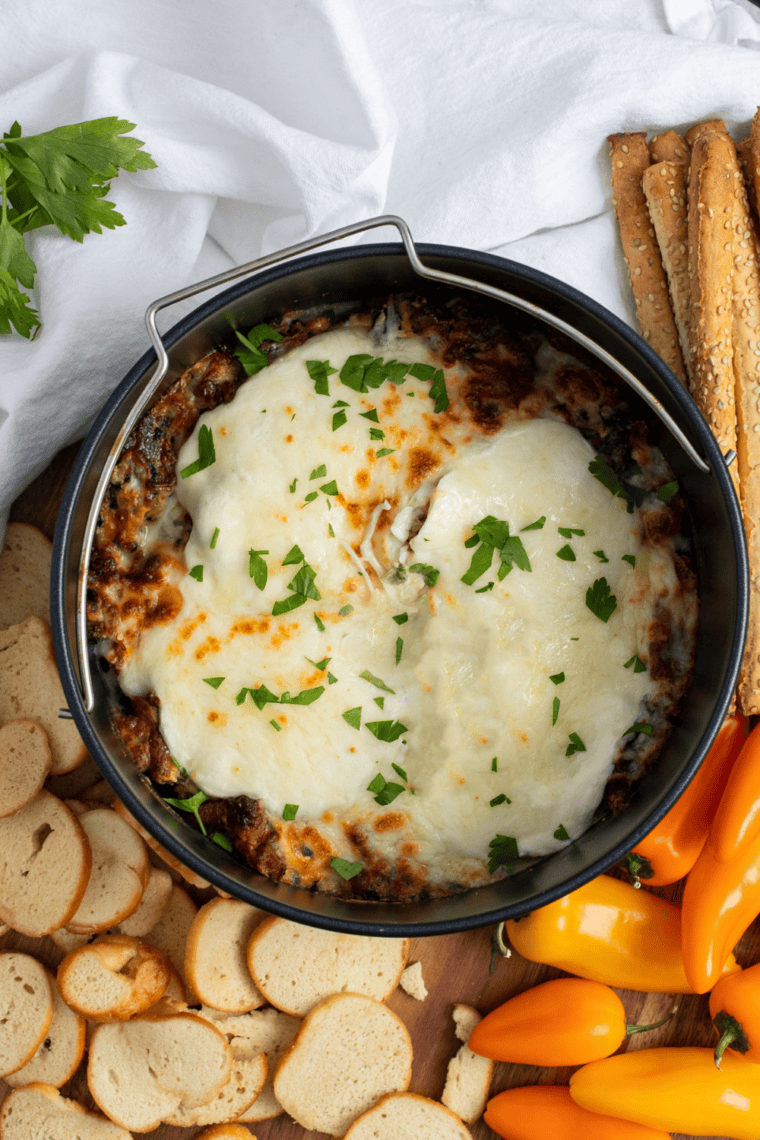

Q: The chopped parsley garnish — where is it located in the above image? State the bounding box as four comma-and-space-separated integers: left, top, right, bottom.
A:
360, 670, 395, 694
212, 832, 233, 851
409, 362, 436, 381
306, 656, 331, 671
203, 677, 225, 689
552, 697, 560, 726
488, 834, 519, 874
328, 672, 338, 685
314, 612, 325, 632
282, 803, 299, 821
622, 554, 636, 567
566, 732, 586, 756
360, 408, 379, 422
163, 790, 210, 835
593, 549, 609, 563
559, 526, 585, 538
339, 604, 354, 617
409, 563, 440, 587
342, 707, 362, 730
234, 323, 283, 376
392, 613, 408, 625
556, 545, 576, 562
309, 464, 327, 480
280, 687, 325, 706
490, 793, 511, 807
180, 424, 216, 479
554, 824, 570, 841
586, 577, 617, 622
376, 448, 396, 457
235, 687, 251, 705
248, 548, 268, 590
521, 515, 546, 531
395, 637, 403, 665
461, 516, 531, 585
340, 354, 411, 393
239, 683, 325, 710
332, 409, 347, 431
589, 454, 631, 506
365, 719, 408, 742
491, 757, 498, 772
374, 696, 385, 709
270, 719, 282, 730
331, 857, 362, 880
549, 672, 565, 685
306, 359, 337, 396
367, 773, 405, 805
210, 527, 220, 549
328, 524, 335, 537
333, 399, 349, 407
624, 654, 647, 673
283, 545, 304, 566
189, 564, 204, 581
392, 763, 409, 781
624, 721, 654, 737
658, 480, 678, 503
320, 479, 339, 496
304, 491, 318, 503
289, 478, 298, 493
370, 427, 385, 440
475, 582, 494, 593
428, 369, 449, 413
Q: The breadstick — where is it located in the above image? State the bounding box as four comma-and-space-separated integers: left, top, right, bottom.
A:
648, 130, 690, 165
737, 138, 758, 227
748, 108, 760, 227
608, 133, 687, 382
687, 132, 739, 489
685, 119, 729, 147
730, 141, 760, 713
642, 160, 691, 386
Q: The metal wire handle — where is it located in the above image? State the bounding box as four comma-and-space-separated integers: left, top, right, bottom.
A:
72, 213, 710, 712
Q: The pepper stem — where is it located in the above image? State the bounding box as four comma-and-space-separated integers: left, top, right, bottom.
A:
489, 921, 511, 974
713, 1010, 750, 1069
623, 852, 654, 888
625, 1011, 675, 1036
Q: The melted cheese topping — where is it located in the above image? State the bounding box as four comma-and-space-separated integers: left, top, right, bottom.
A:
120, 327, 661, 863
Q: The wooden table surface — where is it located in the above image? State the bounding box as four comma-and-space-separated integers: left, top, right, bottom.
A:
2, 444, 755, 1140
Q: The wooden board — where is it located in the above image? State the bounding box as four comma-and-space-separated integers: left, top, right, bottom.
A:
2, 443, 756, 1140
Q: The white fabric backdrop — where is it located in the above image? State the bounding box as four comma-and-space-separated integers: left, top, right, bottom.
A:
1, 0, 760, 531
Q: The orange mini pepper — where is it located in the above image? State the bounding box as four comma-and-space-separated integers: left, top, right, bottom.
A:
709, 962, 760, 1067
484, 1085, 671, 1140
570, 1047, 760, 1139
468, 977, 670, 1067
711, 720, 760, 863
682, 824, 760, 993
624, 713, 747, 886
505, 873, 738, 993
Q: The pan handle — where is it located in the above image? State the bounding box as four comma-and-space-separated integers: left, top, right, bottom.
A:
71, 213, 709, 714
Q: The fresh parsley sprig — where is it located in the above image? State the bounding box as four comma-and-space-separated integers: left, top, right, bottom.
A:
0, 117, 156, 337
461, 516, 531, 586
234, 323, 283, 376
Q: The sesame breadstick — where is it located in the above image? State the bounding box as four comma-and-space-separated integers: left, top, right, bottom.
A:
648, 130, 690, 165
608, 133, 687, 382
748, 109, 760, 226
730, 141, 760, 713
737, 138, 758, 227
685, 119, 729, 147
686, 132, 740, 490
642, 160, 692, 386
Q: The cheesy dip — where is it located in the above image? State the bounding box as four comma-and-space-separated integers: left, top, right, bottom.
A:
90, 296, 697, 899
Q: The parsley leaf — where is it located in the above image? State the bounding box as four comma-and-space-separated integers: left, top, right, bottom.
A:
376, 448, 396, 457
370, 427, 385, 440
281, 686, 325, 706
624, 721, 654, 737
556, 544, 576, 562
365, 719, 408, 742
566, 732, 586, 756
593, 549, 609, 563
309, 464, 327, 480
475, 582, 494, 593
488, 834, 519, 874
552, 696, 560, 725
549, 672, 565, 685
360, 670, 395, 694
210, 527, 220, 549
589, 454, 630, 504
491, 757, 498, 771
270, 718, 282, 730
462, 516, 530, 585
340, 353, 374, 391
203, 677, 225, 689
189, 564, 203, 582
624, 654, 647, 674
339, 604, 354, 617
212, 831, 233, 851
360, 408, 379, 422
367, 773, 405, 805
374, 696, 385, 709
395, 637, 403, 665
287, 563, 320, 599
272, 594, 307, 616
622, 554, 636, 568
520, 516, 546, 531
282, 544, 304, 566
306, 656, 331, 671
320, 479, 339, 496
392, 613, 408, 625
586, 577, 617, 622
429, 369, 449, 413
163, 790, 210, 835
657, 480, 678, 503
558, 526, 585, 538
248, 548, 268, 590
282, 804, 298, 821
304, 491, 318, 503
180, 424, 216, 478
331, 857, 362, 880
342, 707, 362, 730
306, 359, 336, 396
234, 323, 283, 376
554, 824, 570, 841
289, 477, 298, 493
314, 612, 325, 632
409, 563, 440, 587
490, 793, 511, 807
332, 409, 347, 431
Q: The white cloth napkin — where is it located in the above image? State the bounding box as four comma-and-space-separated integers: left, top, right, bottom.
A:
1, 0, 760, 531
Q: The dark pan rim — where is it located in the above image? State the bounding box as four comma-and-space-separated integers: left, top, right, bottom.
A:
51, 241, 748, 936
